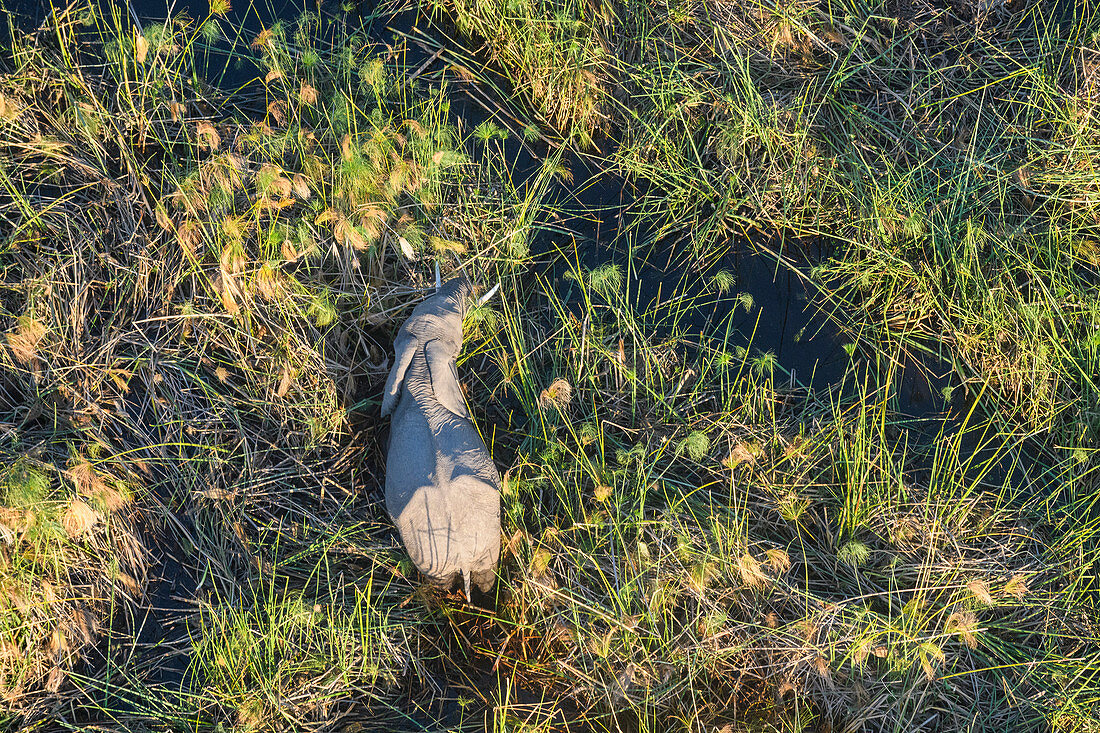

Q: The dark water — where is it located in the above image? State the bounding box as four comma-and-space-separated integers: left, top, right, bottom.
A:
75, 549, 196, 719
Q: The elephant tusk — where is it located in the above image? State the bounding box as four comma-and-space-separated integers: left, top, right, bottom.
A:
477, 282, 501, 306
434, 262, 442, 291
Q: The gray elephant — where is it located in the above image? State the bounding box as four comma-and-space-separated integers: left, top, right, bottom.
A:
380, 277, 501, 599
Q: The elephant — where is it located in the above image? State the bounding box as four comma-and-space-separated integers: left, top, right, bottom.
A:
380, 276, 501, 599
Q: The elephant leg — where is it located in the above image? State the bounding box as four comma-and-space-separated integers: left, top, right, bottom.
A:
470, 568, 495, 594
428, 571, 460, 592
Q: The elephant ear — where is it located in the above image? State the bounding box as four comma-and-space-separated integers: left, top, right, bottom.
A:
424, 338, 471, 420
381, 332, 416, 417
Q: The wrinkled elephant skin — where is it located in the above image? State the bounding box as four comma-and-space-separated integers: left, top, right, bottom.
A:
381, 278, 501, 596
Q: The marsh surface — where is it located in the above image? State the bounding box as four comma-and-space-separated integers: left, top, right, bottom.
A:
1, 0, 1095, 731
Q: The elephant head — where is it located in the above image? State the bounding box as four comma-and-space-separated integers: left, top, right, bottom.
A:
380, 276, 501, 599
381, 276, 473, 419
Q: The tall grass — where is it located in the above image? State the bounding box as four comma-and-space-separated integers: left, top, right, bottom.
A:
473, 257, 1100, 730
441, 0, 1100, 446
0, 1, 541, 727
425, 0, 612, 146
2, 0, 1100, 731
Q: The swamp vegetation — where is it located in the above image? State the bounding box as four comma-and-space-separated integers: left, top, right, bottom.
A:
0, 0, 1099, 730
